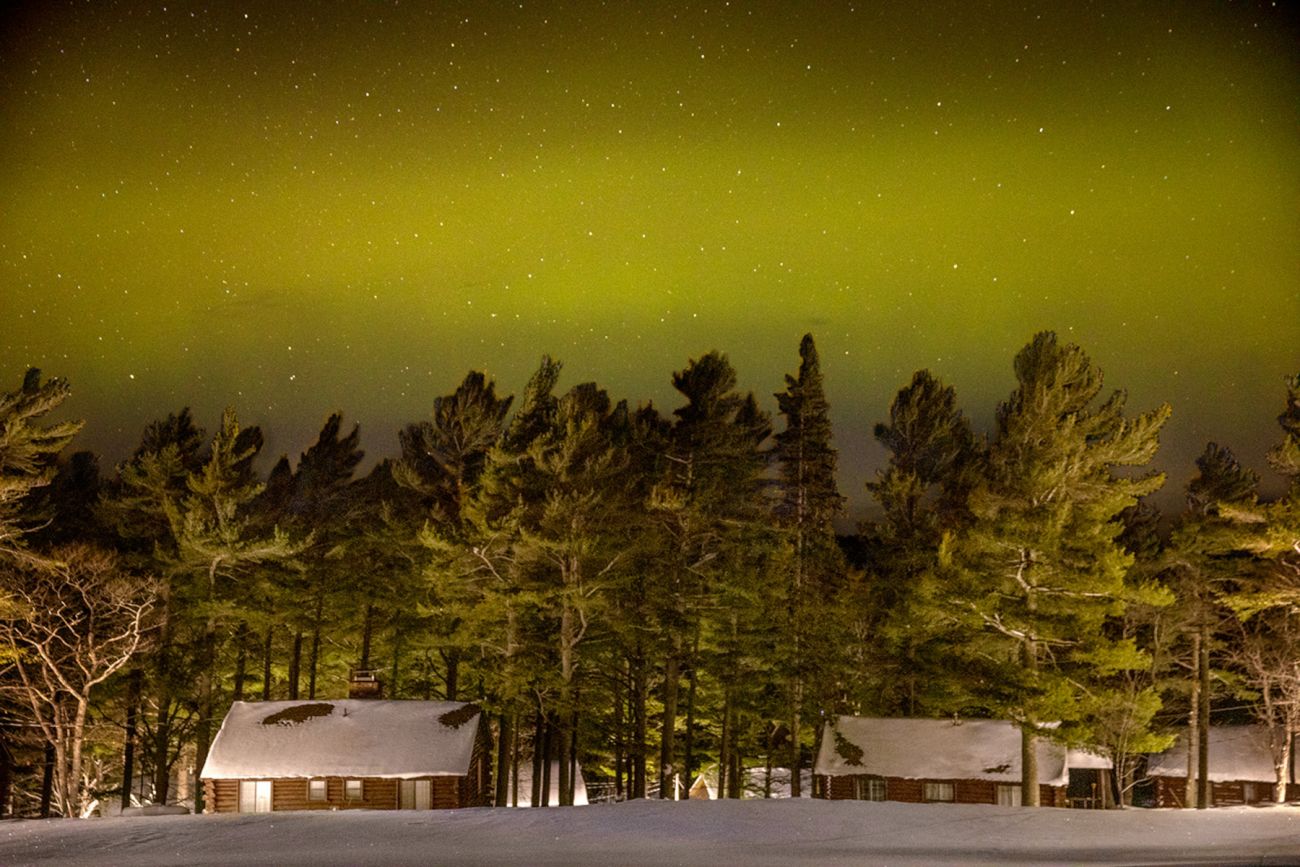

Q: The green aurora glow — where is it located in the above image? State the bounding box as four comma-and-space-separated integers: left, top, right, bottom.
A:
1, 2, 1297, 518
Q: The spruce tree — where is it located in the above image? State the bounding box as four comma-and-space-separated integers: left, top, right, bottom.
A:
772, 334, 844, 794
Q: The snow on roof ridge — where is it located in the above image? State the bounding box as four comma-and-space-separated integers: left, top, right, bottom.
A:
813, 716, 1099, 785
1146, 725, 1278, 783
201, 699, 482, 780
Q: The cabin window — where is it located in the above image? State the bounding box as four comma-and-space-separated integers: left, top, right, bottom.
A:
345, 779, 363, 801
239, 780, 272, 813
308, 779, 327, 802
996, 784, 1021, 806
922, 782, 955, 802
854, 776, 886, 801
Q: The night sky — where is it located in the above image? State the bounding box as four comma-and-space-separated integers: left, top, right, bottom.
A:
2, 1, 1296, 521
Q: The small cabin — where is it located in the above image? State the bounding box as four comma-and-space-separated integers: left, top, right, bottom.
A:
814, 716, 1110, 808
199, 699, 491, 813
1145, 725, 1299, 807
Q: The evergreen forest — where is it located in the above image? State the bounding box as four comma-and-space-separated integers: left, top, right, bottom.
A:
1, 331, 1297, 817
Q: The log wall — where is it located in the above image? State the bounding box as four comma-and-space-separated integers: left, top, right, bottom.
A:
819, 774, 1066, 807
203, 775, 473, 812
1151, 775, 1300, 808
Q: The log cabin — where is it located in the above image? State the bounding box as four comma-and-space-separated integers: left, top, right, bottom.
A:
813, 716, 1111, 808
1145, 725, 1299, 807
199, 698, 492, 813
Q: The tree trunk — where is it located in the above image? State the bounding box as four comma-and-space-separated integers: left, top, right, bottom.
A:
1275, 741, 1290, 805
152, 584, 176, 804
1021, 589, 1041, 807
530, 710, 544, 808
1185, 629, 1200, 809
359, 604, 375, 671
121, 668, 141, 810
390, 632, 402, 697
510, 712, 521, 807
193, 560, 220, 815
308, 589, 324, 699
495, 712, 512, 807
444, 647, 460, 701
556, 713, 571, 807
194, 628, 215, 814
719, 689, 732, 800
789, 680, 803, 798
69, 697, 90, 816
659, 652, 680, 799
614, 664, 625, 801
810, 721, 825, 798
1197, 622, 1210, 809
1021, 726, 1039, 808
232, 622, 248, 703
261, 623, 274, 707
540, 718, 553, 807
288, 631, 303, 700
789, 521, 805, 798
728, 738, 741, 799
40, 742, 54, 818
151, 698, 173, 805
683, 654, 697, 794
632, 649, 647, 799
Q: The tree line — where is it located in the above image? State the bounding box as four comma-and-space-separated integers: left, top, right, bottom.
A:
0, 331, 1296, 816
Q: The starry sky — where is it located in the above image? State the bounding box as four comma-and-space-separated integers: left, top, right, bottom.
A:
1, 1, 1297, 520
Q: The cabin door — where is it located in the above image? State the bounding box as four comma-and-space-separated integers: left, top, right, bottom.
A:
399, 779, 432, 810
239, 780, 272, 813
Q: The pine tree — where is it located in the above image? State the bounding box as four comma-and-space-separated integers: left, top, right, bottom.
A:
166, 408, 301, 812
396, 371, 513, 523
771, 334, 845, 795
415, 359, 558, 804
647, 351, 771, 799
0, 369, 82, 562
392, 370, 514, 701
864, 369, 977, 716
100, 408, 207, 806
1164, 443, 1259, 807
945, 332, 1170, 805
1217, 373, 1300, 613
506, 383, 631, 804
256, 413, 365, 700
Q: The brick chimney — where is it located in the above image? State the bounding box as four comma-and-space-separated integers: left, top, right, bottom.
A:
348, 668, 383, 700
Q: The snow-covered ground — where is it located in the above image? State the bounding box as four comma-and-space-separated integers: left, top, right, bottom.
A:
2, 799, 1298, 866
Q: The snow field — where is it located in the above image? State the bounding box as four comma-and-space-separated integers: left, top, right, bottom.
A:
2, 798, 1298, 867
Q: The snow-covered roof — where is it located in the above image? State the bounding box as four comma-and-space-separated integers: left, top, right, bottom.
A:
1146, 726, 1279, 783
200, 700, 481, 780
814, 717, 1088, 786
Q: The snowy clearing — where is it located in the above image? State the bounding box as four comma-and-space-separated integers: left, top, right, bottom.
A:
2, 799, 1299, 867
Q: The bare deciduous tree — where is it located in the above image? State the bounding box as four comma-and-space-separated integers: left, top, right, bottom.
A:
0, 545, 155, 816
1228, 611, 1300, 804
